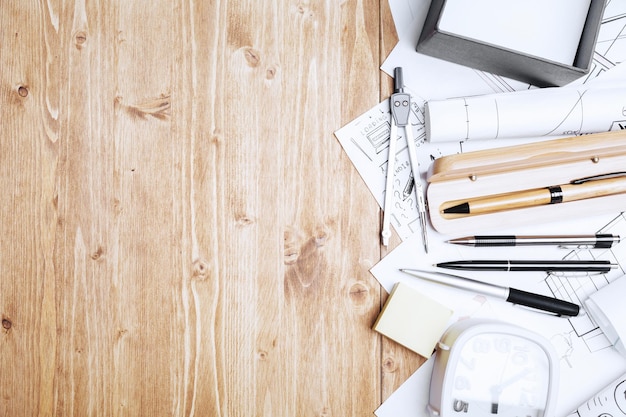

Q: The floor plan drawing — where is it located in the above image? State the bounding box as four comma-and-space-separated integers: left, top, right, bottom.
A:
587, 0, 626, 79
335, 92, 431, 241
546, 213, 626, 354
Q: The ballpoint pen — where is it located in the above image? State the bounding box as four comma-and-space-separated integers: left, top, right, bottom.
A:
435, 260, 617, 273
381, 67, 428, 252
447, 234, 621, 249
441, 171, 626, 218
400, 269, 580, 317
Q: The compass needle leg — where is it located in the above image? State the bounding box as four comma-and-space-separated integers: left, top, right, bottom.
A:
381, 122, 397, 246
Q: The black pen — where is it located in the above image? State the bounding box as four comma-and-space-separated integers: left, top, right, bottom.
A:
436, 260, 617, 273
400, 269, 580, 317
447, 234, 620, 249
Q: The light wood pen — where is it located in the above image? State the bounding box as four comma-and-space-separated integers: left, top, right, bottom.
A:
441, 172, 626, 218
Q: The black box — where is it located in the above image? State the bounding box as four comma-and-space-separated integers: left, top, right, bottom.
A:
416, 0, 606, 87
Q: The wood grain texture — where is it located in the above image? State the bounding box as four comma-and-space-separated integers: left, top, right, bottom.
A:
0, 0, 424, 415
0, 0, 424, 416
376, 0, 428, 403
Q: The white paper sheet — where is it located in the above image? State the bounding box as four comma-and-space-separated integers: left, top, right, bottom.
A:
375, 357, 434, 417
387, 0, 425, 40
568, 371, 626, 417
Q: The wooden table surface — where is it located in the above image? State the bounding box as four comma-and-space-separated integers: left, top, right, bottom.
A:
1, 1, 426, 415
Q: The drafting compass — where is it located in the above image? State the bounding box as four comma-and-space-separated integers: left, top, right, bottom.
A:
381, 67, 428, 252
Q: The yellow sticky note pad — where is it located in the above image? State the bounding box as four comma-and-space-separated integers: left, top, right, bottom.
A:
373, 282, 453, 358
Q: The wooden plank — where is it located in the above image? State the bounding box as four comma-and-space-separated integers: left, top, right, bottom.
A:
0, 1, 63, 415
378, 0, 428, 403
0, 0, 387, 415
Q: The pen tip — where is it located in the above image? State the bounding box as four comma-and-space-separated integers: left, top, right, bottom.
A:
442, 202, 470, 214
446, 237, 464, 244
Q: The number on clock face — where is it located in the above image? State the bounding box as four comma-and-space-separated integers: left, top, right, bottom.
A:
447, 332, 551, 417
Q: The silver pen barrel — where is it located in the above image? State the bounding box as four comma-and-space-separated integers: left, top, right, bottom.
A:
399, 269, 508, 299
400, 268, 580, 316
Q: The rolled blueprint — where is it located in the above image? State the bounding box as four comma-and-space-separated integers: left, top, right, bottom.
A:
425, 85, 626, 142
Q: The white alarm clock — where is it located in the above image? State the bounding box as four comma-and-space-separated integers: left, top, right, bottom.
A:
428, 319, 559, 417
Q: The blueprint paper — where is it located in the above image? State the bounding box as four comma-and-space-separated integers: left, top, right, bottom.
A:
438, 0, 591, 65
595, 0, 626, 74
426, 84, 626, 142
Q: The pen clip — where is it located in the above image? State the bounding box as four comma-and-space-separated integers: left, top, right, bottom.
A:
570, 171, 626, 185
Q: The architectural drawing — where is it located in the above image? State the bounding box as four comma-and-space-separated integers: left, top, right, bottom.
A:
546, 213, 626, 354
586, 0, 626, 80
335, 94, 431, 241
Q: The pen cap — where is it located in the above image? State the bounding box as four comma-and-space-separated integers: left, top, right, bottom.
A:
583, 274, 626, 358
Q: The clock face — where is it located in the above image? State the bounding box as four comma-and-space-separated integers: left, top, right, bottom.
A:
442, 331, 553, 417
